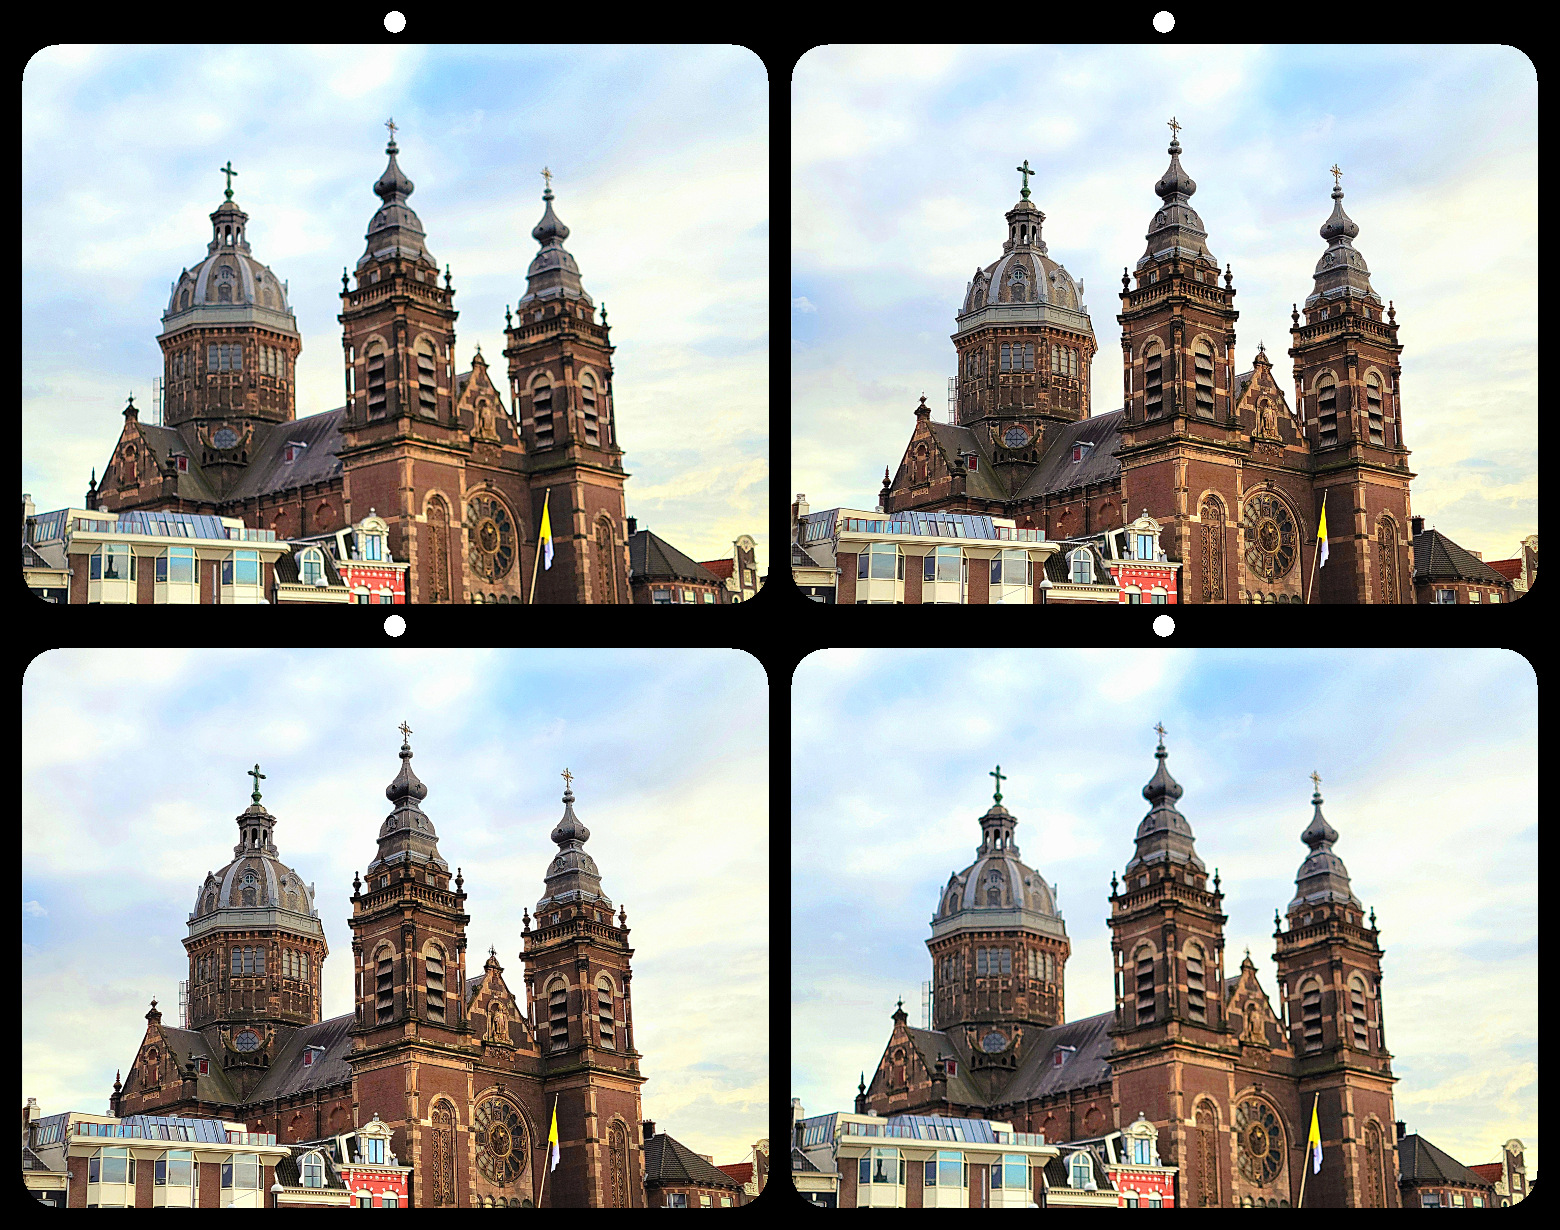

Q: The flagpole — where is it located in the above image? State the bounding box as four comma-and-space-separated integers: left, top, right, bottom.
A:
1304, 493, 1325, 605
1298, 1091, 1320, 1207
537, 1092, 559, 1208
527, 489, 551, 605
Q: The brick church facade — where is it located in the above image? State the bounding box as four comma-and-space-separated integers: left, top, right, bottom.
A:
859, 734, 1401, 1208
87, 128, 629, 603
110, 731, 647, 1207
881, 126, 1416, 603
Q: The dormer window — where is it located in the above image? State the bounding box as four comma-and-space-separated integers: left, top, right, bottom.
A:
196, 1058, 209, 1076
361, 532, 384, 562
1070, 548, 1093, 584
283, 442, 306, 464
1072, 442, 1093, 463
965, 453, 978, 472
945, 1059, 957, 1077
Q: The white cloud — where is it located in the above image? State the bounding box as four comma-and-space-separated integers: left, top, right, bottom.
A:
792, 296, 816, 313
24, 901, 47, 917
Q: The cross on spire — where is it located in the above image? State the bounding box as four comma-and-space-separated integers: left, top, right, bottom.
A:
248, 763, 265, 802
1154, 720, 1167, 743
218, 160, 238, 201
541, 166, 553, 192
1167, 116, 1182, 141
561, 767, 574, 789
990, 764, 1006, 804
385, 117, 397, 143
1329, 163, 1343, 189
398, 720, 413, 742
1309, 769, 1322, 793
1016, 158, 1034, 200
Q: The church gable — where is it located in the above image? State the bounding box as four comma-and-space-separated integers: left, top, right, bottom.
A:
455, 352, 518, 448
1225, 959, 1291, 1054
466, 960, 531, 1050
867, 1017, 937, 1107
1234, 352, 1302, 449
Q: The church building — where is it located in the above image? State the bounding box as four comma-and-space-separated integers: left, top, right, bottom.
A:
86, 126, 630, 603
858, 733, 1401, 1207
881, 124, 1417, 603
109, 728, 647, 1207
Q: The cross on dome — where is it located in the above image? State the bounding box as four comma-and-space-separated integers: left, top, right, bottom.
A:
218, 160, 239, 201
248, 763, 266, 802
989, 764, 1007, 804
1016, 158, 1034, 200
1310, 769, 1322, 792
541, 166, 553, 192
1330, 163, 1343, 189
561, 767, 574, 789
385, 117, 397, 142
1167, 116, 1181, 140
1153, 720, 1167, 743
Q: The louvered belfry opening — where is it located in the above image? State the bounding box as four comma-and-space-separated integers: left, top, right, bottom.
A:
426, 950, 445, 1022
376, 956, 394, 1023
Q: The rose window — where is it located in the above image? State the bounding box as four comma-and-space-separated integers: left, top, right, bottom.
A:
467, 495, 515, 582
1241, 493, 1297, 582
474, 1098, 527, 1186
1235, 1099, 1283, 1185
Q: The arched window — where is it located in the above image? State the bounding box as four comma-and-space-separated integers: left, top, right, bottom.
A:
1196, 1102, 1218, 1206
298, 548, 324, 587
1186, 945, 1207, 1023
1316, 375, 1338, 447
425, 945, 446, 1023
1134, 948, 1155, 1025
1350, 976, 1369, 1048
547, 979, 569, 1049
915, 444, 929, 482
1300, 978, 1323, 1051
423, 495, 452, 603
1364, 1120, 1386, 1207
595, 516, 619, 604
1365, 372, 1385, 443
984, 868, 1005, 907
179, 288, 190, 310
1143, 342, 1165, 415
1377, 516, 1400, 604
218, 282, 232, 303
1069, 1152, 1092, 1189
532, 380, 555, 448
365, 343, 387, 418
597, 975, 616, 1049
1199, 494, 1227, 603
416, 341, 438, 416
430, 1100, 457, 1206
1070, 548, 1093, 585
300, 1151, 325, 1188
608, 1121, 631, 1207
1009, 264, 1028, 303
581, 372, 600, 446
375, 949, 395, 1023
1193, 340, 1215, 417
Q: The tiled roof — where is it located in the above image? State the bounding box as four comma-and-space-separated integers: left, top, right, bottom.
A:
717, 1162, 754, 1185
137, 425, 221, 503
698, 558, 735, 580
901, 1026, 984, 1106
1485, 558, 1522, 582
792, 541, 827, 569
22, 543, 56, 569
222, 409, 346, 502
791, 1146, 822, 1173
1411, 528, 1509, 585
1467, 1162, 1505, 1184
643, 1133, 743, 1189
999, 1010, 1115, 1104
154, 1026, 243, 1106
628, 530, 721, 585
925, 422, 1007, 501
248, 1013, 355, 1102
1398, 1134, 1495, 1188
23, 1145, 56, 1172
1013, 409, 1125, 500
275, 1144, 348, 1190
275, 544, 346, 588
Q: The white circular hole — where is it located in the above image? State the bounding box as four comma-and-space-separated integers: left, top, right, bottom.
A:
1152, 614, 1175, 638
383, 614, 406, 638
384, 10, 407, 33
1153, 10, 1175, 32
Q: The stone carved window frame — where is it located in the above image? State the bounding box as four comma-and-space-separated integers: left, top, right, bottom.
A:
1194, 1098, 1220, 1207
429, 1097, 458, 1207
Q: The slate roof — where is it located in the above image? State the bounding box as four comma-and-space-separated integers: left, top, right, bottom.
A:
1411, 527, 1509, 585
154, 1026, 243, 1106
275, 1144, 348, 1190
1013, 409, 1125, 500
791, 1146, 823, 1173
1000, 1010, 1115, 1104
275, 545, 346, 588
137, 425, 221, 503
1399, 1134, 1495, 1189
1234, 370, 1255, 402
1044, 1144, 1115, 1191
628, 529, 722, 585
643, 1133, 743, 1190
248, 1013, 355, 1102
901, 1026, 985, 1106
23, 1145, 56, 1172
791, 541, 827, 569
923, 421, 1007, 501
22, 543, 56, 570
222, 408, 346, 501
1045, 538, 1115, 586
466, 974, 484, 1004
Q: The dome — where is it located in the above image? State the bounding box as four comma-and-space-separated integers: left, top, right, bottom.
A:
955, 190, 1092, 339
517, 184, 594, 312
930, 787, 1064, 936
188, 795, 322, 943
162, 196, 298, 341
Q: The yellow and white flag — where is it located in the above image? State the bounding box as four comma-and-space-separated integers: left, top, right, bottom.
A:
548, 1097, 560, 1171
1316, 494, 1329, 569
1307, 1098, 1322, 1174
539, 490, 554, 572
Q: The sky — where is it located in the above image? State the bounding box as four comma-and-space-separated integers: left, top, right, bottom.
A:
792, 45, 1537, 564
22, 648, 768, 1167
792, 648, 1537, 1182
22, 44, 769, 573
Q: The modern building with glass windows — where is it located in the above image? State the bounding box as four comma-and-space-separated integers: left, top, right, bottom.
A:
793, 1111, 1057, 1208
791, 506, 1060, 604
23, 506, 287, 604
21, 1106, 288, 1208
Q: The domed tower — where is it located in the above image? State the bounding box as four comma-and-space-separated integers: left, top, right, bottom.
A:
925, 767, 1069, 1086
522, 771, 646, 1207
1287, 169, 1414, 604
503, 172, 630, 605
158, 164, 302, 490
182, 764, 328, 1098
337, 123, 468, 602
953, 161, 1096, 483
1273, 773, 1399, 1207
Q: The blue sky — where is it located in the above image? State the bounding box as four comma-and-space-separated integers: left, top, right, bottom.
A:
23, 44, 768, 572
23, 648, 768, 1166
793, 648, 1537, 1180
792, 45, 1537, 563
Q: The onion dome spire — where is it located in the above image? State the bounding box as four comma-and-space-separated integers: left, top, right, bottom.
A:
1139, 117, 1214, 269
366, 721, 449, 879
1124, 723, 1206, 876
359, 118, 435, 271
1307, 165, 1380, 308
1287, 771, 1361, 914
538, 768, 613, 911
518, 168, 593, 312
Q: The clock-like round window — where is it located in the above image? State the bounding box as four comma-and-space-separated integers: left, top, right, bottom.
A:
213, 426, 239, 450
474, 1098, 528, 1186
1002, 426, 1030, 449
1236, 1099, 1283, 1185
234, 1029, 261, 1053
980, 1030, 1008, 1054
1241, 493, 1297, 582
467, 495, 515, 582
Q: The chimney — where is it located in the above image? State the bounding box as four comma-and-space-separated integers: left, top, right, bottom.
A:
626, 516, 638, 536
1396, 1120, 1406, 1142
641, 1120, 656, 1144
1410, 515, 1424, 537
794, 494, 809, 519
24, 1097, 40, 1148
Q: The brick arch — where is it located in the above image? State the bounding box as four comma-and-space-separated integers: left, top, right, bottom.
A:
606, 1117, 634, 1208
594, 514, 619, 604
1376, 513, 1401, 604
429, 1097, 458, 1206
1363, 1117, 1389, 1207
420, 492, 454, 603
1194, 1098, 1220, 1206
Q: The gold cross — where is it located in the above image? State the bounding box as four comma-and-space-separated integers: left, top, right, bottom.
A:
386, 117, 397, 142
1329, 163, 1342, 188
541, 166, 553, 192
1310, 769, 1322, 791
1154, 720, 1167, 742
1167, 116, 1181, 140
561, 767, 573, 789
398, 720, 412, 741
